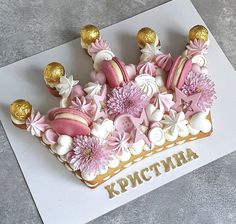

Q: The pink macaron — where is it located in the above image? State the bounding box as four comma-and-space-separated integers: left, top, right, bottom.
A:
166, 56, 192, 90
101, 57, 129, 88
48, 108, 92, 137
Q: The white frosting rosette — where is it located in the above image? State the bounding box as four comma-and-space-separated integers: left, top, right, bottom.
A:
84, 82, 102, 96
134, 74, 159, 98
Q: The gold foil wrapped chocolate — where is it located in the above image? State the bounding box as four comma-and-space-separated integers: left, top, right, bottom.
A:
80, 24, 100, 47
136, 27, 158, 48
188, 25, 208, 42
43, 62, 65, 84
10, 99, 32, 121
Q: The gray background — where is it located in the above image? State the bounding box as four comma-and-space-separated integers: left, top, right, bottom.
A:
0, 0, 236, 223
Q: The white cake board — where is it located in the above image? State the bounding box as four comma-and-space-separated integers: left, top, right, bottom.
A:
0, 0, 236, 223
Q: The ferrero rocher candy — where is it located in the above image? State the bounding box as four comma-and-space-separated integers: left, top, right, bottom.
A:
189, 25, 208, 43
10, 99, 32, 122
80, 24, 100, 48
43, 62, 65, 84
136, 27, 158, 48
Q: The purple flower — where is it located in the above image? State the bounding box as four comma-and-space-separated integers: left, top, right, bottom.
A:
181, 71, 216, 111
66, 136, 111, 175
107, 83, 148, 118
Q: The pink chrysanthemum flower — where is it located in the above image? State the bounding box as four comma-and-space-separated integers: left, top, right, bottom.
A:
181, 71, 216, 111
66, 136, 111, 175
107, 83, 148, 118
107, 131, 130, 156
71, 96, 95, 116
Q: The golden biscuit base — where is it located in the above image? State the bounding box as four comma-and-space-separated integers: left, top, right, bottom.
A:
36, 113, 212, 188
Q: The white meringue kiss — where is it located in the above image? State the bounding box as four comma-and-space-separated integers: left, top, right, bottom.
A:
84, 82, 102, 96
146, 104, 164, 122
134, 74, 159, 98
54, 135, 73, 155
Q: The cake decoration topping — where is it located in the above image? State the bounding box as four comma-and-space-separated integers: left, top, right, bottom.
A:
88, 38, 111, 58
136, 27, 159, 48
91, 118, 114, 141
107, 131, 130, 156
134, 74, 159, 98
80, 24, 100, 48
43, 62, 65, 85
67, 136, 111, 175
26, 112, 49, 137
42, 128, 59, 145
137, 62, 156, 76
130, 109, 151, 147
93, 84, 108, 121
186, 39, 208, 55
140, 43, 161, 62
180, 66, 216, 111
146, 104, 164, 122
56, 75, 79, 98
188, 25, 208, 43
10, 99, 32, 122
172, 88, 201, 119
148, 127, 165, 146
71, 96, 95, 117
161, 109, 188, 137
153, 92, 175, 113
189, 111, 212, 133
10, 24, 216, 188
155, 53, 173, 72
54, 135, 73, 155
84, 82, 102, 96
107, 83, 148, 118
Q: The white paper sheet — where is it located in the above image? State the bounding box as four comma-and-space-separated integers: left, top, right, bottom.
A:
0, 0, 236, 223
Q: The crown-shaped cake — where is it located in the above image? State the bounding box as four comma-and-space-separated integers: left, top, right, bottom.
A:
10, 24, 216, 188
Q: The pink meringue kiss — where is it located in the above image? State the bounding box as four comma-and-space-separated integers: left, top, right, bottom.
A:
125, 64, 137, 81
42, 128, 59, 145
88, 38, 111, 58
137, 62, 156, 76
70, 85, 85, 100
155, 53, 173, 72
90, 70, 106, 85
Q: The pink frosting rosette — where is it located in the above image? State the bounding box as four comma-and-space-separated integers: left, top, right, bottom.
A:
26, 112, 49, 137
88, 38, 111, 58
137, 62, 156, 76
155, 53, 173, 72
186, 39, 208, 56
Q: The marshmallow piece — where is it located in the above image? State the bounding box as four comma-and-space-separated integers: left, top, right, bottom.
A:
146, 104, 164, 122
55, 135, 73, 155
93, 50, 115, 71
189, 112, 212, 133
148, 127, 165, 146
